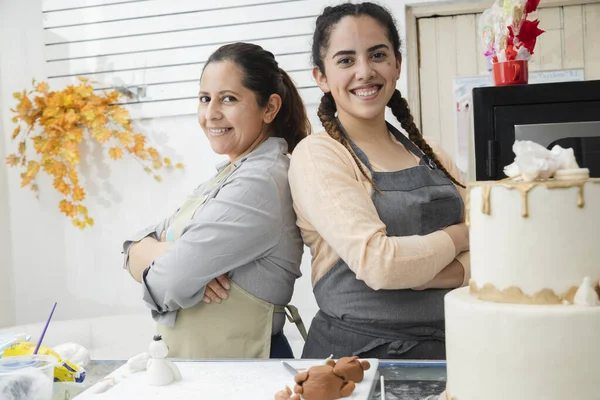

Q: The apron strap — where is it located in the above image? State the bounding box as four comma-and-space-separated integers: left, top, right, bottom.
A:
335, 117, 436, 171
386, 122, 437, 170
334, 117, 374, 172
274, 304, 308, 341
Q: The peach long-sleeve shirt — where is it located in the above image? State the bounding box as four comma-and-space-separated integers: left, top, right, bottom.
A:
288, 131, 470, 290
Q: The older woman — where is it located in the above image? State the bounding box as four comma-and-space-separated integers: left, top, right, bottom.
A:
123, 42, 310, 359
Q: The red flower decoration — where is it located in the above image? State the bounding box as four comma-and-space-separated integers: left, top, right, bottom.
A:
518, 19, 545, 55
525, 0, 541, 14
506, 44, 518, 61
507, 27, 515, 46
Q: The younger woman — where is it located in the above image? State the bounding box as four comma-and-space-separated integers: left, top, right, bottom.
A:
289, 3, 470, 360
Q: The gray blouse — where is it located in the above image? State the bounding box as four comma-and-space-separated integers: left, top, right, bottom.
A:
122, 137, 304, 334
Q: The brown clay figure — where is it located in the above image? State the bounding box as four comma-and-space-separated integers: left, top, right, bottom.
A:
294, 364, 356, 400
274, 386, 301, 400
324, 358, 336, 368
333, 356, 371, 383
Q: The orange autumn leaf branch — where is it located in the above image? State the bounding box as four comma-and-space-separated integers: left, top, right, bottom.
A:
6, 77, 183, 229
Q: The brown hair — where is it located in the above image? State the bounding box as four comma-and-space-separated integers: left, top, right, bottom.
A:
312, 2, 465, 188
204, 42, 310, 153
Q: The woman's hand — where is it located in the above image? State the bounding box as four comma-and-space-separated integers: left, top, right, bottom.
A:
159, 230, 231, 303
201, 274, 231, 303
443, 223, 469, 256
274, 386, 301, 400
411, 258, 465, 291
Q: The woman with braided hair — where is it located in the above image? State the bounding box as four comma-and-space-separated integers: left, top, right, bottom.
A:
288, 2, 470, 360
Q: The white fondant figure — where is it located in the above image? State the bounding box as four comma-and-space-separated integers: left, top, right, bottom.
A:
146, 335, 182, 386
503, 140, 584, 182
127, 352, 151, 372
573, 277, 600, 306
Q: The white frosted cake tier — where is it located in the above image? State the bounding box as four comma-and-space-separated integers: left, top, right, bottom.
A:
445, 288, 600, 400
468, 179, 600, 303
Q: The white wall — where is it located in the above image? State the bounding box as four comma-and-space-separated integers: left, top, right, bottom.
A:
0, 61, 16, 328
0, 0, 40, 329
0, 0, 454, 353
0, 0, 223, 324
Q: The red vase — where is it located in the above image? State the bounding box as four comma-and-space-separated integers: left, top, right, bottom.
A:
492, 60, 529, 86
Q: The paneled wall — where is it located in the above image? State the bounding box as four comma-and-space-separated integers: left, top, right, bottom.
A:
42, 0, 323, 119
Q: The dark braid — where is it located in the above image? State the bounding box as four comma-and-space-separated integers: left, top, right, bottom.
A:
318, 93, 379, 191
387, 90, 465, 188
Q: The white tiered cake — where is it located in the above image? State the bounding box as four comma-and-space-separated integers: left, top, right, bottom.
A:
444, 142, 600, 400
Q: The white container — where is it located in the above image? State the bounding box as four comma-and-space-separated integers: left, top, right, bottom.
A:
0, 355, 57, 400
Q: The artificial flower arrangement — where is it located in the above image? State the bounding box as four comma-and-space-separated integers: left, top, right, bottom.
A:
6, 77, 182, 229
480, 0, 545, 63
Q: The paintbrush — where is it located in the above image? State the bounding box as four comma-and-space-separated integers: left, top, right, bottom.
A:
33, 302, 57, 354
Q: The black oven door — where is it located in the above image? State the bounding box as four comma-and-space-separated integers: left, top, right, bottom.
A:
492, 102, 600, 179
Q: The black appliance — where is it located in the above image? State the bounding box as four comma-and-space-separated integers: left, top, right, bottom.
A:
472, 80, 600, 181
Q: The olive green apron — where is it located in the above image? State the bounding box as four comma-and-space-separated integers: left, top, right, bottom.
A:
157, 165, 306, 358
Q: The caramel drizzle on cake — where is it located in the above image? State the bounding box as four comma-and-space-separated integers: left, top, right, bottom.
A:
468, 179, 600, 220
470, 280, 600, 305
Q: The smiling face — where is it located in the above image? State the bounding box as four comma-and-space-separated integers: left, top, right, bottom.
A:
198, 61, 275, 161
313, 15, 401, 124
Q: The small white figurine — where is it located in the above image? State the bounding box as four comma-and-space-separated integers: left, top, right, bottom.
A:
146, 335, 181, 386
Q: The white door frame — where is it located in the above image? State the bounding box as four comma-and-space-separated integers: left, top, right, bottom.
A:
405, 0, 600, 130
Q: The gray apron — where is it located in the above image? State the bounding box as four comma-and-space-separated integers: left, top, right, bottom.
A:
302, 121, 464, 360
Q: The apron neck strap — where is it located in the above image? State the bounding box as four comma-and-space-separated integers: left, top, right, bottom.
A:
335, 118, 437, 171
386, 122, 436, 170
335, 117, 374, 172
